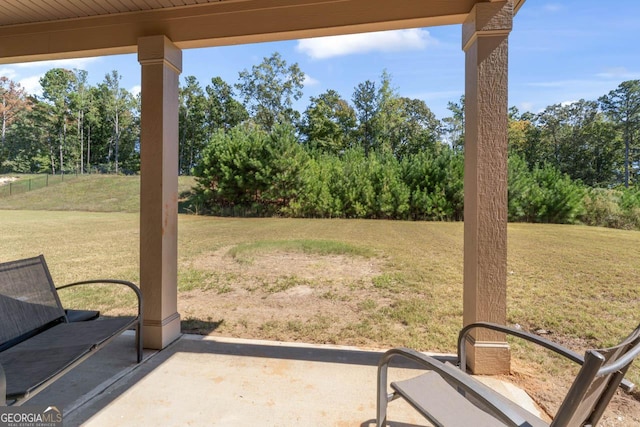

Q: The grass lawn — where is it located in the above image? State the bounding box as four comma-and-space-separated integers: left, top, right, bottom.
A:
0, 174, 195, 212
0, 175, 637, 421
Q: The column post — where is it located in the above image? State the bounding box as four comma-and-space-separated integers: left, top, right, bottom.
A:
137, 35, 182, 349
462, 1, 513, 375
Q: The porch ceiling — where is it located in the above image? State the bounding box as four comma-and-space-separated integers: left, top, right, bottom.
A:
0, 0, 525, 64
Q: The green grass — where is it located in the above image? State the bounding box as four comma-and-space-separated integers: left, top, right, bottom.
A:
0, 174, 195, 212
227, 239, 374, 264
0, 173, 73, 197
0, 173, 45, 181
0, 175, 638, 398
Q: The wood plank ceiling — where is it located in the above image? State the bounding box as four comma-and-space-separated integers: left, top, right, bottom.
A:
0, 0, 225, 26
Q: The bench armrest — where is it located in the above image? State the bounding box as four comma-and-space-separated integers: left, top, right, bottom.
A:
458, 322, 635, 393
378, 347, 529, 427
57, 279, 144, 362
56, 279, 143, 320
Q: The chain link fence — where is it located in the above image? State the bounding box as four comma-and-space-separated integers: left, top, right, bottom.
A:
0, 174, 77, 197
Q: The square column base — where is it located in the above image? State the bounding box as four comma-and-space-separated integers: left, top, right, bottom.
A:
143, 312, 182, 349
464, 338, 511, 375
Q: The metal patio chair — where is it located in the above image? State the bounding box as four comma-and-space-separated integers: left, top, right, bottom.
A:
377, 321, 640, 427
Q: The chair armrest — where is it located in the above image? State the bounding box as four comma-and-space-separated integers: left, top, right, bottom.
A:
56, 279, 143, 320
0, 362, 6, 406
378, 347, 531, 427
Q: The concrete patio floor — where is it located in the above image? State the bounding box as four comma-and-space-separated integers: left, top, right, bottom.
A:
27, 331, 543, 426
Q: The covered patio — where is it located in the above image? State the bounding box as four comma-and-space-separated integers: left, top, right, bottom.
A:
0, 0, 529, 420
27, 332, 541, 426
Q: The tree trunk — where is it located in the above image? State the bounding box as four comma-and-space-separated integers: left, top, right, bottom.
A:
1, 97, 6, 147
114, 109, 119, 174
79, 110, 84, 174
625, 118, 630, 188
87, 125, 91, 174
49, 138, 56, 175
59, 130, 64, 175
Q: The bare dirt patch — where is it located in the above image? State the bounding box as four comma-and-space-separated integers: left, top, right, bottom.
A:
179, 246, 388, 345
192, 246, 382, 282
0, 177, 17, 186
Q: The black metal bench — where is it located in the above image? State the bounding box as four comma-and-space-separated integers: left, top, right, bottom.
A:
0, 255, 143, 406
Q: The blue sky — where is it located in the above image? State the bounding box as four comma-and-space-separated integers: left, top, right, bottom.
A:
0, 1, 639, 121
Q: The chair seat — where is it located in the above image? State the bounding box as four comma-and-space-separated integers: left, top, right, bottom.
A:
391, 371, 547, 427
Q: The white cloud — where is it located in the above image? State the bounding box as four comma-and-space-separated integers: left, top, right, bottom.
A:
303, 75, 319, 86
560, 100, 578, 107
596, 67, 640, 80
527, 80, 565, 88
519, 102, 534, 112
0, 67, 18, 80
130, 85, 141, 96
3, 57, 103, 95
19, 75, 44, 96
296, 29, 435, 60
12, 57, 101, 70
543, 4, 563, 13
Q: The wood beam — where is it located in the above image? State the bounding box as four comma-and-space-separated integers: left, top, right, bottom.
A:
0, 0, 475, 63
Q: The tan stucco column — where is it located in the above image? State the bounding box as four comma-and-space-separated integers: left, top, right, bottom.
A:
137, 35, 182, 349
462, 1, 513, 375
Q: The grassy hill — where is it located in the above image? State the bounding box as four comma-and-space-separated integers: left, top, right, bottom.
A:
0, 174, 196, 212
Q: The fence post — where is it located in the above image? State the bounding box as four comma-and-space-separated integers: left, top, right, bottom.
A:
28, 179, 31, 191
46, 174, 49, 187
9, 182, 12, 196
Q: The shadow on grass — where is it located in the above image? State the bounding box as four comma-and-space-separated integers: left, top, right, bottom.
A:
181, 318, 224, 335
178, 189, 202, 214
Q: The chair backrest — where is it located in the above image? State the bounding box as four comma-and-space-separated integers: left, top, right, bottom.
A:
552, 323, 640, 426
0, 255, 66, 351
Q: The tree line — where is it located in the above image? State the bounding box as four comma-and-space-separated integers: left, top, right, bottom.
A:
1, 53, 639, 227
1, 70, 139, 175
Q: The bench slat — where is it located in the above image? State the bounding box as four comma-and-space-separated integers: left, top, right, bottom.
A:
1, 317, 135, 399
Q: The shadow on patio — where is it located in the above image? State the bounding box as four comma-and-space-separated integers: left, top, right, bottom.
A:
28, 332, 538, 426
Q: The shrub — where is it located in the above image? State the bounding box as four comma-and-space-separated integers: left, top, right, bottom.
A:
580, 187, 640, 230
508, 154, 585, 224
194, 123, 308, 216
401, 146, 463, 220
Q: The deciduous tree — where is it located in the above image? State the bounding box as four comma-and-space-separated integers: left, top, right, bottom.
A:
352, 80, 378, 154
442, 96, 464, 151
236, 52, 304, 130
599, 80, 640, 187
205, 76, 248, 135
0, 77, 30, 147
179, 76, 208, 174
40, 68, 76, 174
301, 89, 356, 154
